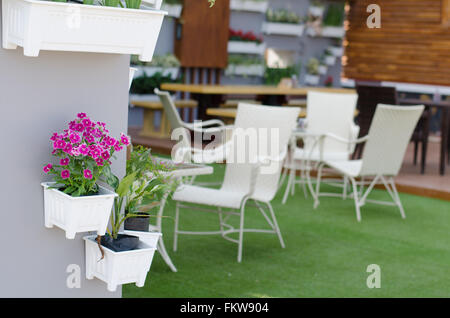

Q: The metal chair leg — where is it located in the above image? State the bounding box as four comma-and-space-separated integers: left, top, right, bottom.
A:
350, 177, 362, 222
173, 203, 180, 252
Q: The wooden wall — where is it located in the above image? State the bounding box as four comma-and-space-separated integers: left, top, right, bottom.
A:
174, 0, 230, 69
344, 0, 450, 86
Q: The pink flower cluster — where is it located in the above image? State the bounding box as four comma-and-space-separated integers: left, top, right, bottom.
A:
43, 113, 129, 181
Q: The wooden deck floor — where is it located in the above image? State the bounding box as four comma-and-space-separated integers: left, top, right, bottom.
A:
129, 126, 450, 201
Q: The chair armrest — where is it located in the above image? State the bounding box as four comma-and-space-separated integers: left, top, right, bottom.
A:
325, 132, 369, 145
182, 120, 228, 134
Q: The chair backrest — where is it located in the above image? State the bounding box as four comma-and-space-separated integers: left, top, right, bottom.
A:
356, 85, 397, 137
221, 103, 300, 202
360, 104, 424, 176
155, 88, 191, 161
305, 91, 358, 154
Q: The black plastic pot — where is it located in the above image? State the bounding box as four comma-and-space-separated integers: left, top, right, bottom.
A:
100, 234, 140, 252
124, 213, 150, 232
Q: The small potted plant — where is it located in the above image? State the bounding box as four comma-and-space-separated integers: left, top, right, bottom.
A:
304, 58, 320, 86
228, 28, 266, 55
263, 8, 305, 36
84, 146, 175, 292
321, 2, 346, 38
131, 53, 180, 80
225, 54, 265, 77
309, 0, 325, 18
323, 49, 337, 66
161, 0, 183, 18
41, 113, 128, 239
230, 0, 269, 13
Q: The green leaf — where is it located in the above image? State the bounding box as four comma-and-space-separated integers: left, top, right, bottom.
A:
116, 172, 137, 197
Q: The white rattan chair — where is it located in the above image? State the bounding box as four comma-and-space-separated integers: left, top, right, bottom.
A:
155, 88, 233, 165
281, 91, 359, 204
315, 104, 424, 221
171, 103, 300, 262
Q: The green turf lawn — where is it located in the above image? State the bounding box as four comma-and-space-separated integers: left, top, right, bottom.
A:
123, 162, 450, 298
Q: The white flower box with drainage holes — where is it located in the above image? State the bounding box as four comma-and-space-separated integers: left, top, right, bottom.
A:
230, 0, 268, 13
324, 55, 337, 66
133, 66, 179, 80
228, 41, 266, 55
225, 64, 265, 77
309, 6, 324, 17
84, 235, 157, 292
2, 0, 166, 62
161, 3, 182, 18
329, 46, 344, 57
318, 65, 328, 75
41, 182, 117, 239
305, 74, 320, 86
321, 26, 345, 38
262, 22, 305, 37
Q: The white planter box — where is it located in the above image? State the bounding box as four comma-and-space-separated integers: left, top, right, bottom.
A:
41, 182, 117, 239
84, 235, 157, 292
318, 65, 328, 75
309, 6, 324, 17
2, 0, 166, 62
228, 41, 266, 55
129, 94, 161, 102
324, 55, 337, 66
230, 0, 268, 13
305, 74, 320, 86
262, 22, 305, 37
329, 46, 344, 57
161, 3, 182, 18
133, 66, 179, 80
321, 26, 345, 38
225, 64, 265, 77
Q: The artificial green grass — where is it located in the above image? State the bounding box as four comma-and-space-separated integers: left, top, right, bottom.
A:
123, 162, 450, 298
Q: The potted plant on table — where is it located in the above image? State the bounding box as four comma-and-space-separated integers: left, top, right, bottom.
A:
41, 113, 128, 239
84, 146, 176, 292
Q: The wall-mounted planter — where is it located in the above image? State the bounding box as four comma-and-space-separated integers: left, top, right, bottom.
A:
329, 46, 344, 57
227, 41, 266, 55
225, 64, 265, 77
309, 6, 324, 17
133, 66, 179, 80
321, 26, 345, 38
230, 0, 269, 13
41, 182, 117, 239
324, 55, 337, 66
318, 65, 328, 75
2, 0, 166, 62
262, 22, 305, 37
305, 74, 320, 86
161, 3, 182, 18
129, 94, 161, 102
84, 235, 157, 292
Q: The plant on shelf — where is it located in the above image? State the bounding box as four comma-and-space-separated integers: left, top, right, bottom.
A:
226, 54, 265, 77
229, 28, 264, 44
264, 64, 300, 86
43, 113, 128, 197
324, 76, 333, 87
101, 146, 177, 250
131, 54, 180, 68
323, 2, 345, 27
130, 72, 182, 95
41, 113, 128, 239
306, 58, 320, 75
265, 8, 304, 24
